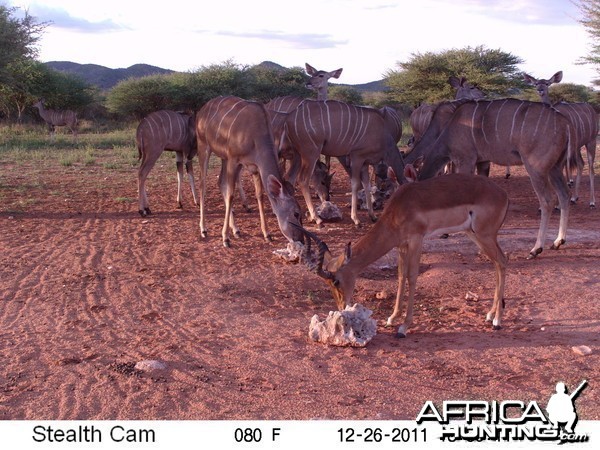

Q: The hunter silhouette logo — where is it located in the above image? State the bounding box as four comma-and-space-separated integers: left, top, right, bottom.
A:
416, 379, 590, 443
546, 380, 587, 436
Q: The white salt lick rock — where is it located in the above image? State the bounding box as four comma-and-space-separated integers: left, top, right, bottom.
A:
309, 303, 377, 347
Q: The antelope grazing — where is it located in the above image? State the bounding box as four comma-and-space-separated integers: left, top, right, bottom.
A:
523, 71, 597, 207
284, 99, 407, 226
136, 110, 198, 217
32, 99, 78, 138
296, 167, 509, 337
305, 63, 343, 100
405, 98, 575, 259
195, 96, 304, 247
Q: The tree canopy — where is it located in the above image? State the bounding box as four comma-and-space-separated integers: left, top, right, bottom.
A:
385, 46, 524, 106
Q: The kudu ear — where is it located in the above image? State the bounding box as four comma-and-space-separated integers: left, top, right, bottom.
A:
266, 175, 284, 199
550, 71, 563, 84
403, 164, 419, 183
448, 76, 460, 89
329, 68, 343, 79
522, 73, 537, 85
305, 63, 317, 75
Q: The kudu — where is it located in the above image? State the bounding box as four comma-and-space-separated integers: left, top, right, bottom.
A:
296, 166, 509, 337
284, 99, 407, 226
136, 110, 198, 217
265, 96, 333, 203
523, 71, 597, 207
195, 96, 304, 247
32, 99, 78, 138
404, 98, 575, 259
409, 76, 490, 175
305, 63, 343, 101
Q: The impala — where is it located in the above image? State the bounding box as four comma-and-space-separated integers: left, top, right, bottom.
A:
195, 96, 304, 247
523, 71, 597, 207
404, 98, 575, 259
32, 99, 78, 137
296, 166, 509, 337
284, 99, 407, 226
136, 110, 198, 217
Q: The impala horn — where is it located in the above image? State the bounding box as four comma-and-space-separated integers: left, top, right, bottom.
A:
289, 223, 334, 280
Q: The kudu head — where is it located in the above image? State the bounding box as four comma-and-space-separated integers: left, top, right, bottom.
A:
292, 224, 353, 310
305, 63, 343, 100
311, 160, 334, 202
267, 175, 305, 244
449, 76, 485, 100
523, 71, 563, 105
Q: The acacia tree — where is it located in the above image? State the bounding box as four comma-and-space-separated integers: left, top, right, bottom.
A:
577, 0, 600, 84
385, 46, 523, 106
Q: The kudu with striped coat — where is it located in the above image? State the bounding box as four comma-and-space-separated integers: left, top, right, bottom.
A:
32, 99, 78, 137
284, 99, 407, 226
136, 110, 198, 217
195, 96, 304, 247
304, 63, 343, 101
295, 165, 509, 337
523, 71, 597, 207
405, 98, 575, 259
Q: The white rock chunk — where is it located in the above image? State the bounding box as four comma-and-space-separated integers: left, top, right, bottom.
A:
309, 304, 377, 347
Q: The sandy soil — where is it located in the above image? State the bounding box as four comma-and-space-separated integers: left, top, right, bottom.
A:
0, 154, 598, 421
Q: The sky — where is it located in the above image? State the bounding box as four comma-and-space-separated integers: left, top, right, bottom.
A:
6, 0, 598, 87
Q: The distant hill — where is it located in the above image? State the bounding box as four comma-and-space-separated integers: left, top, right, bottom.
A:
43, 60, 387, 93
44, 61, 174, 90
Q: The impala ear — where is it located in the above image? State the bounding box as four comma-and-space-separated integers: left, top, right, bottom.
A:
344, 242, 352, 264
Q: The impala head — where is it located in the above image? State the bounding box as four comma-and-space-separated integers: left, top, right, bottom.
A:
293, 224, 354, 310
267, 175, 305, 244
523, 71, 562, 105
305, 63, 343, 96
449, 76, 485, 100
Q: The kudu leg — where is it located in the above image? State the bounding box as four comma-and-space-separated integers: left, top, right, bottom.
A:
548, 164, 570, 251
138, 148, 162, 217
198, 147, 211, 238
175, 153, 185, 209
299, 160, 321, 225
251, 172, 272, 242
185, 160, 199, 206
219, 162, 241, 247
585, 142, 596, 207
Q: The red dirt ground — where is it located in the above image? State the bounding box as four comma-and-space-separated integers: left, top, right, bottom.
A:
0, 156, 598, 420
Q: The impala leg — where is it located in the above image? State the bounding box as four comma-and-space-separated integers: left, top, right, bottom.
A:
138, 147, 161, 217
185, 159, 199, 206
386, 245, 408, 327
251, 171, 272, 242
395, 240, 422, 338
175, 152, 185, 209
468, 231, 508, 329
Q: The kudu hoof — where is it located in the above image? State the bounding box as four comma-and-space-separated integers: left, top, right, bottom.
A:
505, 174, 511, 179
493, 325, 502, 331
264, 234, 273, 243
526, 248, 543, 259
440, 233, 449, 239
590, 203, 596, 209
370, 216, 378, 223
201, 230, 208, 239
550, 239, 566, 250
395, 332, 407, 339
139, 208, 151, 217
177, 203, 183, 210
233, 231, 241, 239
223, 239, 231, 248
